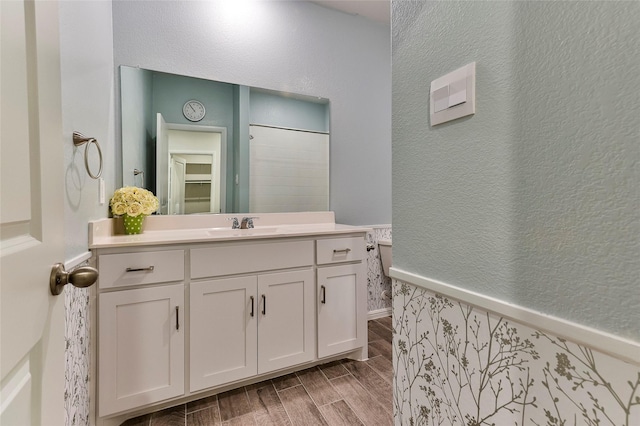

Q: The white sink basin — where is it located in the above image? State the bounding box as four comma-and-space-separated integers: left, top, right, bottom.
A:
206, 227, 281, 238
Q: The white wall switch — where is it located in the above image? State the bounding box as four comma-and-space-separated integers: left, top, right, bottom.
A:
430, 62, 476, 126
433, 85, 450, 112
99, 178, 105, 205
448, 78, 467, 107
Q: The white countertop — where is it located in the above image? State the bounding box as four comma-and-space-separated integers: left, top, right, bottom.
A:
89, 212, 370, 249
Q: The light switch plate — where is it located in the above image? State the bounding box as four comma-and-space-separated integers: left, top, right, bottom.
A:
448, 78, 467, 107
99, 178, 105, 205
433, 85, 450, 112
430, 62, 476, 126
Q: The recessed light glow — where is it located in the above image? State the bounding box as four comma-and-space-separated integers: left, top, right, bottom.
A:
216, 0, 263, 23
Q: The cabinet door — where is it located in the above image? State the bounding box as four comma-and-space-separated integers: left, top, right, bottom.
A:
190, 277, 258, 392
98, 284, 184, 417
317, 263, 366, 358
257, 269, 315, 374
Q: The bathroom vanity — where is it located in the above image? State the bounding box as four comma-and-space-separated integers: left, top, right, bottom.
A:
89, 212, 368, 424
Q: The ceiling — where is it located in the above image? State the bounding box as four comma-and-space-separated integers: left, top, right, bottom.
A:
311, 1, 390, 25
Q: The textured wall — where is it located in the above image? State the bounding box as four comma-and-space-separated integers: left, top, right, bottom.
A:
59, 3, 115, 424
392, 1, 639, 339
60, 0, 116, 260
112, 0, 391, 226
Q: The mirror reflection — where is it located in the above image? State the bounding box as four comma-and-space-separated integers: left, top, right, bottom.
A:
120, 66, 330, 214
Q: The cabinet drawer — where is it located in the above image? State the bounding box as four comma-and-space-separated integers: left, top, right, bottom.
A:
191, 240, 313, 278
98, 250, 184, 289
316, 237, 364, 265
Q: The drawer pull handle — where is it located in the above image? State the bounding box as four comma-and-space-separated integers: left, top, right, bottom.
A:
126, 266, 155, 272
262, 294, 266, 315
175, 306, 179, 331
333, 248, 351, 254
250, 296, 255, 317
321, 285, 326, 304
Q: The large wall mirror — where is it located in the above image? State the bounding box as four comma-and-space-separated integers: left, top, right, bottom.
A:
120, 66, 330, 215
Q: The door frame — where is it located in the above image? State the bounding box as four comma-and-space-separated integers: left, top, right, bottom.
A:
164, 123, 227, 213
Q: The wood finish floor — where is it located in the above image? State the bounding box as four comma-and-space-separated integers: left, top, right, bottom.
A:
122, 316, 393, 426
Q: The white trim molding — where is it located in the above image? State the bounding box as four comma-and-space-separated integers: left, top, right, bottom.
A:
64, 251, 93, 270
368, 307, 392, 320
390, 267, 640, 366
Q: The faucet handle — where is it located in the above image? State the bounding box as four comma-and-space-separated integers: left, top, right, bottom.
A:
227, 217, 240, 229
241, 216, 259, 229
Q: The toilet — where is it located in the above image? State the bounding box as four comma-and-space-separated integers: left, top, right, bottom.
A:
378, 239, 392, 277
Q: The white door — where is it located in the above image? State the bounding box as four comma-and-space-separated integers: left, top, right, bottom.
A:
190, 277, 258, 391
169, 155, 186, 215
98, 285, 185, 416
156, 113, 169, 214
317, 264, 365, 358
1, 1, 66, 425
257, 269, 315, 374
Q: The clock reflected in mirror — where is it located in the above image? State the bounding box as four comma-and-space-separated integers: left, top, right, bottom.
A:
183, 99, 206, 122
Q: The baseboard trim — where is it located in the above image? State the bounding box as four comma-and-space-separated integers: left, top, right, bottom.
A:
390, 267, 640, 366
368, 307, 392, 320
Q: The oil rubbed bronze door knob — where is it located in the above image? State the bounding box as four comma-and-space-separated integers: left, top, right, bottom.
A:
50, 263, 98, 295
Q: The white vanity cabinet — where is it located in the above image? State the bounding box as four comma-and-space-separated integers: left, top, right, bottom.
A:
90, 214, 369, 424
96, 250, 185, 417
316, 237, 367, 358
189, 241, 315, 391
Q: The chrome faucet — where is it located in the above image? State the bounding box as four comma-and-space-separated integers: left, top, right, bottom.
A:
240, 217, 259, 229
228, 217, 240, 229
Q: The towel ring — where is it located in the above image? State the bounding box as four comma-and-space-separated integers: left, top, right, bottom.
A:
73, 131, 103, 179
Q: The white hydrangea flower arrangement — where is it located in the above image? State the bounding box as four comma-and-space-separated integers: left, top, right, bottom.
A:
110, 186, 159, 217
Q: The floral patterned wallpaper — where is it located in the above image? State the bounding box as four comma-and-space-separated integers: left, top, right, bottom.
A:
64, 284, 91, 426
393, 280, 640, 426
366, 226, 392, 313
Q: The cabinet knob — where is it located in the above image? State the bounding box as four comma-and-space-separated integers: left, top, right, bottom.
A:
50, 263, 98, 295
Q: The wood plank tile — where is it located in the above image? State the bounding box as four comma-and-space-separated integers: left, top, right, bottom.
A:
329, 375, 392, 426
367, 341, 383, 358
296, 367, 341, 406
121, 414, 151, 426
318, 400, 364, 426
366, 355, 393, 385
187, 405, 221, 426
246, 382, 291, 426
271, 373, 301, 391
367, 323, 384, 342
149, 404, 186, 426
245, 378, 273, 391
221, 414, 256, 426
374, 316, 392, 332
277, 385, 328, 426
318, 361, 349, 380
368, 321, 392, 342
368, 339, 392, 361
218, 388, 252, 422
342, 360, 393, 414
187, 394, 217, 413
